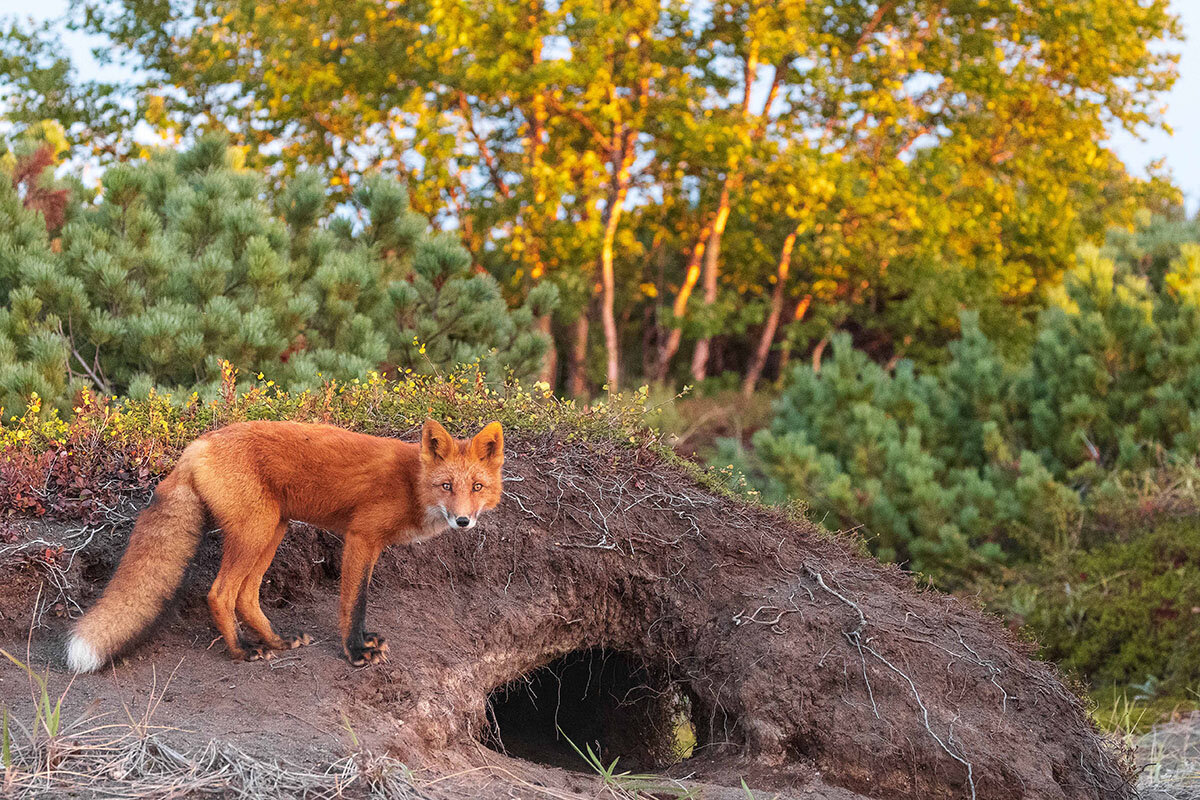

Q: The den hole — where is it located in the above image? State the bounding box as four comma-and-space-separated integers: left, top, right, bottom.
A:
481, 648, 697, 773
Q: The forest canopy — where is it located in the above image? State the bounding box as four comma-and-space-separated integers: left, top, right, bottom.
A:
0, 0, 1183, 394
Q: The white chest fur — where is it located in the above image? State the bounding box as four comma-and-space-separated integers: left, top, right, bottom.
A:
407, 507, 453, 544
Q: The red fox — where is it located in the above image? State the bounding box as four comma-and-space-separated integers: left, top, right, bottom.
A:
66, 418, 504, 671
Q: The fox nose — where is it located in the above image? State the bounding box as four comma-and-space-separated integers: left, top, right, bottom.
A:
455, 516, 471, 528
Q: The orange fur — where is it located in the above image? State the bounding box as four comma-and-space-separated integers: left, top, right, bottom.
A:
66, 419, 504, 671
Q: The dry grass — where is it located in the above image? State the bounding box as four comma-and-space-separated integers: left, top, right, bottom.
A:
1094, 687, 1200, 800
1135, 711, 1200, 800
0, 643, 428, 800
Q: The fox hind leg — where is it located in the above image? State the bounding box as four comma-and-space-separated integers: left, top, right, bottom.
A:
235, 522, 310, 652
207, 509, 281, 662
208, 532, 256, 661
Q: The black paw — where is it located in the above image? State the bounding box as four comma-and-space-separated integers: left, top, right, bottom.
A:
284, 632, 313, 649
239, 645, 275, 662
361, 632, 388, 651
345, 640, 388, 667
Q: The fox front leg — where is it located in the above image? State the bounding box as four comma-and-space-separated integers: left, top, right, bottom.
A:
338, 537, 388, 666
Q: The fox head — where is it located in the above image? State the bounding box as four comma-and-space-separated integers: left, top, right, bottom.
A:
419, 418, 504, 531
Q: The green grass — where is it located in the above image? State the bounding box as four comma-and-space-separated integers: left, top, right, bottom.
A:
1090, 684, 1200, 736
558, 725, 699, 799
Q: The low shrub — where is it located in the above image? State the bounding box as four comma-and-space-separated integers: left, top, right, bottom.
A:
997, 518, 1200, 695
0, 365, 656, 526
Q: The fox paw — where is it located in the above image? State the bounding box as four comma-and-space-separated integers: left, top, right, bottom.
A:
239, 646, 276, 662
361, 632, 388, 652
284, 632, 313, 649
346, 640, 388, 667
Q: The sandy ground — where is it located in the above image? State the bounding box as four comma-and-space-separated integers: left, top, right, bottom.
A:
1139, 712, 1200, 800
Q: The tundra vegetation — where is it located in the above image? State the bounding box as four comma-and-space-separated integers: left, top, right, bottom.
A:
0, 0, 1196, 776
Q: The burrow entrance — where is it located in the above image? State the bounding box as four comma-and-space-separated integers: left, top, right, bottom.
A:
480, 649, 697, 773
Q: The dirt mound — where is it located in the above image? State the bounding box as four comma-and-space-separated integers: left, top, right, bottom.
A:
0, 430, 1131, 799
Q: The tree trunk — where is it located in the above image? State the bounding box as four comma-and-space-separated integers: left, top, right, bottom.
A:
567, 312, 589, 398
524, 23, 555, 386
742, 231, 798, 397
776, 333, 793, 386
774, 287, 814, 387
688, 185, 732, 382
689, 49, 777, 383
811, 333, 830, 373
537, 314, 557, 388
597, 209, 622, 392
656, 57, 782, 386
653, 228, 710, 383
596, 134, 635, 393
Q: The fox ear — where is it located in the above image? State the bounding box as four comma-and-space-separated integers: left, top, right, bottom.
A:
421, 418, 454, 462
469, 421, 504, 465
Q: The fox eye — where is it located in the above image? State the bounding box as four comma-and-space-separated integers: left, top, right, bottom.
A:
473, 482, 483, 492
441, 482, 452, 492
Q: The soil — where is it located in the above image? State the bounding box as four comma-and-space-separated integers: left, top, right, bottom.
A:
0, 431, 1134, 799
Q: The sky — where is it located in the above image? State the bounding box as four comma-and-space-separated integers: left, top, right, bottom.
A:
1106, 0, 1200, 214
3, 0, 1199, 213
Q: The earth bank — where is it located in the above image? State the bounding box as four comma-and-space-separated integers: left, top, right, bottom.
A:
0, 428, 1131, 799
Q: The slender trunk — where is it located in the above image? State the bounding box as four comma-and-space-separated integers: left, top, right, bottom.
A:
811, 334, 830, 373
685, 51, 782, 383
596, 133, 635, 393
776, 338, 793, 387
742, 231, 798, 397
597, 208, 622, 392
537, 314, 557, 387
523, 17, 555, 384
774, 297, 812, 386
688, 185, 732, 381
654, 227, 711, 383
567, 312, 590, 398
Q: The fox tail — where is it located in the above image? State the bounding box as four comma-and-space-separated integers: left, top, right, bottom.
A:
66, 462, 206, 673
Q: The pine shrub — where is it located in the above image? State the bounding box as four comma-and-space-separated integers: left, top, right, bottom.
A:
0, 136, 555, 413
724, 217, 1200, 586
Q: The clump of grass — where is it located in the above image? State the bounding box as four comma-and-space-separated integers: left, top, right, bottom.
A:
558, 725, 698, 799
555, 728, 781, 800
740, 778, 781, 799
1092, 685, 1200, 737
1089, 684, 1200, 797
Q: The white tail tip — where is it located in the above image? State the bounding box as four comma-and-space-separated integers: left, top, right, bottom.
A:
66, 633, 103, 673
